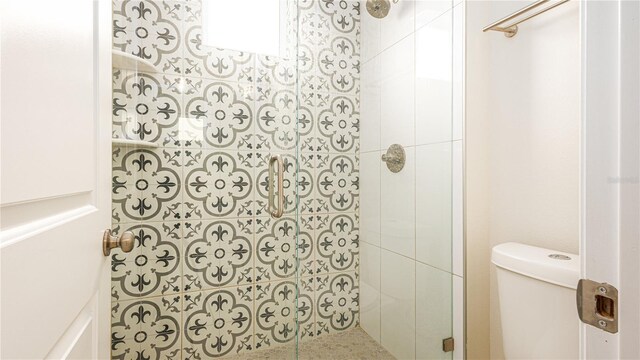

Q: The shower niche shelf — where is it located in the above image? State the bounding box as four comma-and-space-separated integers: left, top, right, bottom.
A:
112, 50, 158, 73
111, 138, 159, 148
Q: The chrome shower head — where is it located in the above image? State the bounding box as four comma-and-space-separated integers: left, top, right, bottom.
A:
366, 0, 391, 18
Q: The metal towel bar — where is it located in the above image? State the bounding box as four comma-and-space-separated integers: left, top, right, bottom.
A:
483, 0, 571, 38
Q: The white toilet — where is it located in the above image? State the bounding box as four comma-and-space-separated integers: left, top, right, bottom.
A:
493, 242, 580, 360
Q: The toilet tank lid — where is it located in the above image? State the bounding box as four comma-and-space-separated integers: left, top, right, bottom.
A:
492, 242, 580, 289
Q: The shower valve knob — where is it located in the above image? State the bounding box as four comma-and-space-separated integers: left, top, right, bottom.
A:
381, 144, 406, 173
381, 153, 401, 164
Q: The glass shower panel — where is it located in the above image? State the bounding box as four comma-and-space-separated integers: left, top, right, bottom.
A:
110, 0, 300, 359
293, 0, 363, 356
355, 0, 463, 359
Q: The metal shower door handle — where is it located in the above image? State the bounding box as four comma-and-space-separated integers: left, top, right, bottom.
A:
268, 155, 284, 218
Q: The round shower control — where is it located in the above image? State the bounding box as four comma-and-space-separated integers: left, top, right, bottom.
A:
381, 144, 406, 173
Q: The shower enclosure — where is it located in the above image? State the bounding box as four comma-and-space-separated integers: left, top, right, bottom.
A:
109, 0, 463, 358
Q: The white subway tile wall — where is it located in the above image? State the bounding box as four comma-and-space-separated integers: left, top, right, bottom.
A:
358, 0, 464, 359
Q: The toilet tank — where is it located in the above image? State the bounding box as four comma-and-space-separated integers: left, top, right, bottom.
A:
492, 243, 580, 360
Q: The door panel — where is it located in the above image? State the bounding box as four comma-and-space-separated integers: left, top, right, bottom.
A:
1, 213, 104, 359
46, 293, 99, 359
0, 0, 96, 205
0, 0, 112, 358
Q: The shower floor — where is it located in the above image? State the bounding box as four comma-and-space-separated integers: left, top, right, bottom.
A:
225, 327, 395, 360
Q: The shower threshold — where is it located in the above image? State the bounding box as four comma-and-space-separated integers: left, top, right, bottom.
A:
223, 327, 395, 360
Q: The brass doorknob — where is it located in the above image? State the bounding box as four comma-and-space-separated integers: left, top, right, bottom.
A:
102, 229, 135, 256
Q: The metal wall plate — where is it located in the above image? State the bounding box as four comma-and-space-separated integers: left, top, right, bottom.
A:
381, 144, 405, 173
576, 279, 618, 333
366, 0, 391, 18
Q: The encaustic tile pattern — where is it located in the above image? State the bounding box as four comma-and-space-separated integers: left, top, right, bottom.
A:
110, 0, 361, 358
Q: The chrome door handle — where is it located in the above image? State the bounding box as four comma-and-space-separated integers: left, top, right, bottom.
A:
268, 155, 284, 218
103, 229, 135, 256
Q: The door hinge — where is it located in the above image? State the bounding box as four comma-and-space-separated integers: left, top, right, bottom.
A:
577, 279, 618, 334
442, 337, 454, 353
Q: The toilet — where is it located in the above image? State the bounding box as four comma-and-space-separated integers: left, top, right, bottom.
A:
493, 242, 580, 359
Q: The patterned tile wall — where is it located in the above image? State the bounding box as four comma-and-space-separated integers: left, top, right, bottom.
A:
110, 0, 360, 359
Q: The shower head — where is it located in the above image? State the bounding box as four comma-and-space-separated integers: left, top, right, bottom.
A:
366, 0, 391, 18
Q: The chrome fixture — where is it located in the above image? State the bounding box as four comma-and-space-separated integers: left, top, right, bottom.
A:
381, 144, 405, 173
366, 0, 399, 19
103, 229, 135, 256
483, 0, 570, 38
268, 155, 284, 218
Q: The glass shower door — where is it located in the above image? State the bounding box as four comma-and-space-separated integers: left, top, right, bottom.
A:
110, 0, 301, 359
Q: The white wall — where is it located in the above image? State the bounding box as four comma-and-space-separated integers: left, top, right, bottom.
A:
464, 1, 491, 358
465, 1, 580, 358
487, 0, 580, 255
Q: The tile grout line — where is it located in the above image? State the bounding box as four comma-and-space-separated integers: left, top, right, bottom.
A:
111, 268, 359, 303
377, 8, 383, 346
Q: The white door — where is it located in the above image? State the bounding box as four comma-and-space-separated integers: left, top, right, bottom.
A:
1, 0, 113, 358
581, 0, 640, 358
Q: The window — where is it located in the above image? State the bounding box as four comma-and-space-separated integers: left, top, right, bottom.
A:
201, 0, 285, 57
